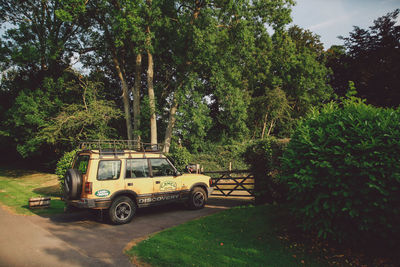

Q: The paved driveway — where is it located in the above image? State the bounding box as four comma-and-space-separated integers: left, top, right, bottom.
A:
0, 197, 251, 267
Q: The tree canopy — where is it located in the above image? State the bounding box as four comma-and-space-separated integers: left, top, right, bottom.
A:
327, 9, 400, 107
1, 1, 397, 166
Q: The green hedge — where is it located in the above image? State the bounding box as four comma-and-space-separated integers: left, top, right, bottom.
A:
55, 149, 79, 189
243, 137, 289, 204
281, 99, 400, 243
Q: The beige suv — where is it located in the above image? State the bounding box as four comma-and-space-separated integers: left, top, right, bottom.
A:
63, 141, 213, 224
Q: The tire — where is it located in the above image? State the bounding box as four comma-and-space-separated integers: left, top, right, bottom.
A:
188, 187, 207, 209
64, 169, 83, 200
109, 196, 136, 225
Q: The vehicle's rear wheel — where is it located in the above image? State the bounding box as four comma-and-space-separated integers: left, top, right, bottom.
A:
188, 187, 207, 209
64, 169, 82, 200
109, 196, 136, 225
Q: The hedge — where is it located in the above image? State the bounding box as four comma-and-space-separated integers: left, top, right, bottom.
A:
281, 99, 400, 244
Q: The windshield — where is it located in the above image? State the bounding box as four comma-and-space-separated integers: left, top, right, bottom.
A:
74, 155, 90, 174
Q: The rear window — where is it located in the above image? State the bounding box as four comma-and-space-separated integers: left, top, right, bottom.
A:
74, 155, 89, 174
97, 160, 121, 180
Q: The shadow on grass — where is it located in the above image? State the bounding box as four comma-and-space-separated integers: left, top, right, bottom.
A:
0, 168, 37, 178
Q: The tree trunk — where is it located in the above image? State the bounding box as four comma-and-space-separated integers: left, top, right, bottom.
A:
267, 119, 275, 137
112, 55, 133, 140
162, 3, 202, 151
261, 113, 268, 139
146, 0, 157, 146
163, 95, 178, 153
147, 48, 157, 145
133, 53, 142, 143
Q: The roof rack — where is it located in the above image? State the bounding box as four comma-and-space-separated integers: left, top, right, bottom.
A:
79, 140, 165, 155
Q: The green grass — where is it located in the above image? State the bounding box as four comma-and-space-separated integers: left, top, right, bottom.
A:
126, 205, 327, 267
0, 168, 65, 215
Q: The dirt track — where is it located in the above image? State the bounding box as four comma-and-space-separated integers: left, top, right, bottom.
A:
0, 197, 252, 267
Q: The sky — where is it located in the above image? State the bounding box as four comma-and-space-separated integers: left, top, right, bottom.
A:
291, 0, 400, 49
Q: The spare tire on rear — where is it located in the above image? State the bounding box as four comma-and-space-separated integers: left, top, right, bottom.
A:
64, 169, 83, 200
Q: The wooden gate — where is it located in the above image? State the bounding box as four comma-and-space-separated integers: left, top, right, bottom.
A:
203, 170, 254, 197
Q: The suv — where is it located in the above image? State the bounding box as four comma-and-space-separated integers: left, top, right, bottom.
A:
63, 141, 213, 224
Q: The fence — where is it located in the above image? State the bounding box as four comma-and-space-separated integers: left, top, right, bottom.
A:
203, 170, 254, 197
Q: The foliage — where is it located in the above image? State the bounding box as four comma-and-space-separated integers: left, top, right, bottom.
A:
247, 25, 332, 139
243, 137, 289, 204
0, 0, 87, 78
329, 9, 400, 107
4, 78, 67, 158
0, 0, 335, 168
270, 30, 332, 118
190, 142, 249, 172
288, 25, 324, 56
281, 98, 400, 243
3, 76, 121, 159
39, 78, 122, 149
249, 87, 291, 138
55, 148, 80, 187
166, 145, 192, 173
325, 45, 348, 98
127, 205, 326, 267
174, 91, 212, 152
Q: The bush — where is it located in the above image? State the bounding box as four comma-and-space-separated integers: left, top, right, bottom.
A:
281, 99, 400, 243
55, 149, 79, 189
167, 145, 192, 172
243, 137, 289, 204
191, 142, 249, 171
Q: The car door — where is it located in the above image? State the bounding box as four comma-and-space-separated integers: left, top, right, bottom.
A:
150, 158, 182, 204
125, 159, 153, 206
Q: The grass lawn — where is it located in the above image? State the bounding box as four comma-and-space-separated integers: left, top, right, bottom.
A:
126, 205, 327, 267
0, 168, 65, 215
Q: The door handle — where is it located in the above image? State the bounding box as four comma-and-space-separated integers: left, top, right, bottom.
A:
128, 183, 133, 186
155, 181, 160, 184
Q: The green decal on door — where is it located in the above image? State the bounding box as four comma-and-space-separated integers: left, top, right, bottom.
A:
95, 189, 110, 197
160, 181, 177, 191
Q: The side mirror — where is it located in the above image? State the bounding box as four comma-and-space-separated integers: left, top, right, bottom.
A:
174, 171, 181, 177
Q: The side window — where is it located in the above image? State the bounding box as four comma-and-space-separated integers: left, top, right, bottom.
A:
74, 155, 89, 174
97, 160, 121, 180
126, 159, 149, 178
150, 159, 176, 177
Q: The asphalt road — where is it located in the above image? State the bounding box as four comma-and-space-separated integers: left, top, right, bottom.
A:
0, 197, 252, 267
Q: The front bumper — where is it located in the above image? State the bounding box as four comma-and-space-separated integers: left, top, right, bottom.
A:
65, 198, 111, 209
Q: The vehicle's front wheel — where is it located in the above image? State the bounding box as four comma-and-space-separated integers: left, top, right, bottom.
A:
188, 187, 207, 209
109, 196, 136, 225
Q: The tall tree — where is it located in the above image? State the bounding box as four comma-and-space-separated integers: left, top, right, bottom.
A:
158, 0, 296, 151
0, 0, 90, 159
283, 26, 332, 116
247, 24, 331, 138
78, 0, 149, 140
133, 53, 142, 142
92, 1, 131, 140
0, 0, 88, 89
330, 9, 400, 107
145, 0, 158, 145
325, 45, 349, 97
